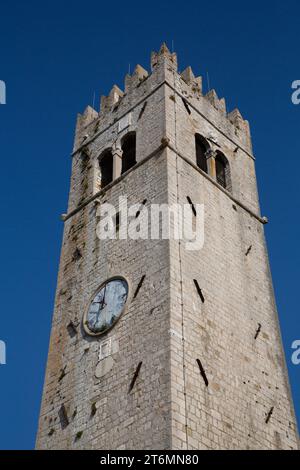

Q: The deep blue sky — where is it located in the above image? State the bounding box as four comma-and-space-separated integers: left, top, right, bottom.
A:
0, 0, 299, 450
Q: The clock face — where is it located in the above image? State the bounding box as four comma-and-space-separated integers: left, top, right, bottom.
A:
84, 278, 128, 335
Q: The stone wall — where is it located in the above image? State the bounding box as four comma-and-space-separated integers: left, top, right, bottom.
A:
36, 44, 298, 450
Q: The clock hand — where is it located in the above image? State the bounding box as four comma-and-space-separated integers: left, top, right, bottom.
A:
93, 288, 107, 327
100, 285, 107, 309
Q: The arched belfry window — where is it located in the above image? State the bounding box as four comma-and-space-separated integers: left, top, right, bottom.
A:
121, 132, 136, 174
215, 151, 231, 191
195, 134, 209, 174
99, 149, 113, 188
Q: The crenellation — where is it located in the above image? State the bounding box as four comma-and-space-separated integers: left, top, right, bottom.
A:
151, 42, 178, 71
132, 64, 149, 85
74, 106, 98, 151
180, 66, 195, 85
205, 89, 222, 111
100, 84, 124, 114
36, 46, 298, 451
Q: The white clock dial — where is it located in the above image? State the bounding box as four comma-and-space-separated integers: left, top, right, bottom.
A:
84, 278, 128, 335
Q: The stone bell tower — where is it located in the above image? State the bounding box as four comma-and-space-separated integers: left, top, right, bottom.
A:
36, 44, 298, 450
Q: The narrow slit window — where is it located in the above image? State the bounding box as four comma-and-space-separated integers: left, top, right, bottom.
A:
128, 361, 143, 393
254, 323, 262, 340
265, 407, 274, 424
182, 97, 191, 115
187, 196, 197, 216
193, 279, 205, 303
138, 102, 147, 120
133, 275, 146, 299
135, 199, 148, 218
245, 245, 252, 256
196, 359, 209, 387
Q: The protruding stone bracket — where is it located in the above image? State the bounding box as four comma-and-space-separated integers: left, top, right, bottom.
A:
67, 320, 78, 338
